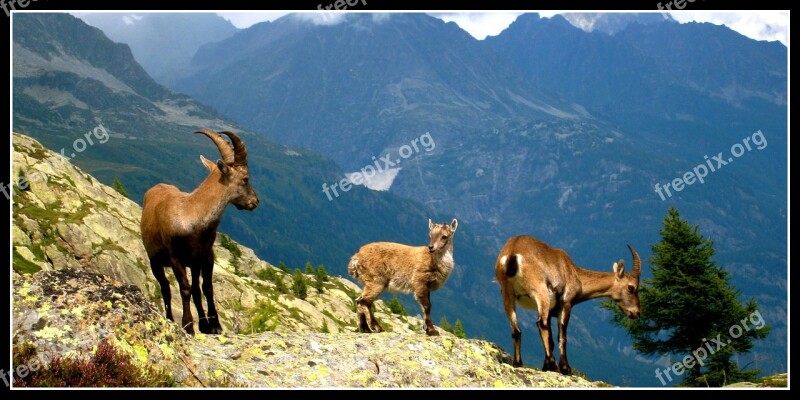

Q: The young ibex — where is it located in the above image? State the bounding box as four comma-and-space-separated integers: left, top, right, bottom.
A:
495, 235, 641, 375
348, 218, 458, 336
141, 129, 259, 335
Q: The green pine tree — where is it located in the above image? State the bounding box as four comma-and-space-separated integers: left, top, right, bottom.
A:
453, 319, 466, 339
313, 264, 328, 293
604, 207, 769, 386
314, 264, 329, 283
291, 269, 308, 300
277, 261, 289, 273
256, 267, 276, 282
305, 262, 314, 274
388, 296, 408, 316
439, 316, 453, 334
111, 177, 129, 198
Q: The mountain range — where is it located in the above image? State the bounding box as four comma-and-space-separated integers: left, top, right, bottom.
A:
77, 13, 240, 85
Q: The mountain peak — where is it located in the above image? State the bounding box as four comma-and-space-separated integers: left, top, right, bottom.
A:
559, 12, 676, 35
78, 12, 239, 85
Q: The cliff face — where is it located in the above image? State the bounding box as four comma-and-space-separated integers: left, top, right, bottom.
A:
11, 132, 603, 387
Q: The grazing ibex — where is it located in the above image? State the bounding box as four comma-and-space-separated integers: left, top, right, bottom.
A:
495, 235, 641, 375
348, 219, 458, 336
141, 129, 259, 335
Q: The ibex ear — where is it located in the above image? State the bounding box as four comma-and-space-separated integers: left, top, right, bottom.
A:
200, 155, 215, 172
613, 259, 625, 279
216, 159, 231, 175
450, 218, 458, 231
429, 218, 434, 230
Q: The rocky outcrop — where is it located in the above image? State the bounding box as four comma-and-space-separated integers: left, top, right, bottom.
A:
13, 269, 602, 387
725, 373, 787, 388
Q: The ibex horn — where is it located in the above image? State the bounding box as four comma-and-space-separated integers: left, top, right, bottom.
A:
221, 131, 247, 167
627, 244, 641, 277
195, 129, 234, 165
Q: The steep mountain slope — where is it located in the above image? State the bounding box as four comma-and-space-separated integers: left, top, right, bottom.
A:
11, 132, 605, 388
486, 13, 787, 163
77, 13, 239, 86
173, 13, 584, 171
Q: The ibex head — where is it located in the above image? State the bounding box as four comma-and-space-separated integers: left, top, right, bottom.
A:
427, 218, 458, 253
610, 244, 642, 319
196, 129, 259, 211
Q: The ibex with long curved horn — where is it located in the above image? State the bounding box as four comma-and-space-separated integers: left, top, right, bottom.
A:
141, 129, 258, 335
495, 235, 641, 374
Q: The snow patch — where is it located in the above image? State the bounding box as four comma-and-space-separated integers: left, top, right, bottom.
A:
346, 168, 401, 191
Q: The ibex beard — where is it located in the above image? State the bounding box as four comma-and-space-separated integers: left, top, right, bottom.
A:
348, 218, 458, 336
140, 129, 259, 335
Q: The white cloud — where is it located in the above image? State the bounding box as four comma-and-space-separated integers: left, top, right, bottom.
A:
432, 12, 522, 40
217, 12, 289, 29
121, 14, 143, 26
218, 11, 393, 29
291, 12, 349, 26
669, 11, 788, 45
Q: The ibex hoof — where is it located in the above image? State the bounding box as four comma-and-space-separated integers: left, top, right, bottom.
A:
542, 362, 559, 372
371, 325, 384, 333
199, 319, 223, 334
512, 360, 523, 368
559, 365, 572, 376
425, 328, 440, 336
